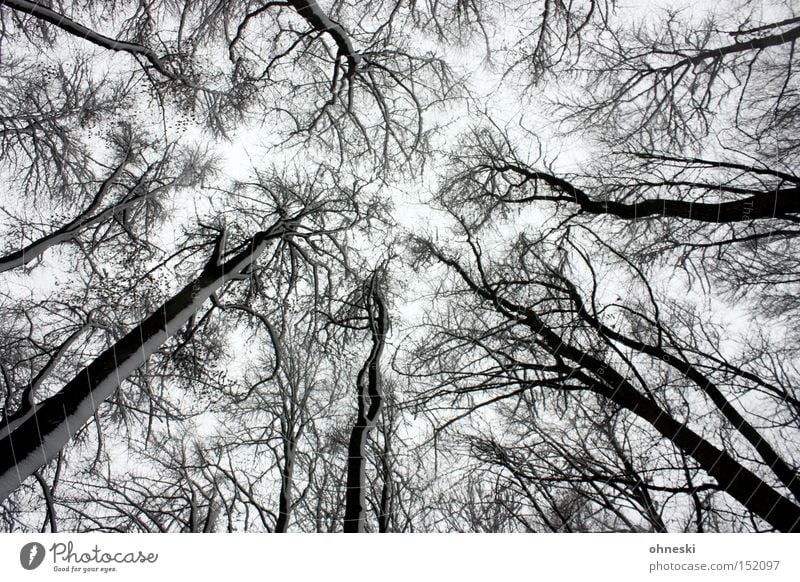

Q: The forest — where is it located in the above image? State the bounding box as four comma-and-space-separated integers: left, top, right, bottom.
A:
0, 0, 799, 533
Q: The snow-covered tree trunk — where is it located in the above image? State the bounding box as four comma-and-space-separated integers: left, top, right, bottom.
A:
343, 272, 388, 533
0, 220, 294, 501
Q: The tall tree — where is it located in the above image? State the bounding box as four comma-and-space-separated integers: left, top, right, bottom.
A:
404, 217, 800, 532
343, 270, 389, 532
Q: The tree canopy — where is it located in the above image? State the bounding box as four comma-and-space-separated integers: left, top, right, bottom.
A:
1, 0, 798, 532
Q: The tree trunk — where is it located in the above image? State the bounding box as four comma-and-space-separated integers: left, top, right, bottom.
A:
275, 440, 295, 533
343, 273, 388, 532
0, 221, 292, 501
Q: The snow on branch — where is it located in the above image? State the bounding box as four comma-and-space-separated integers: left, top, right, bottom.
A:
288, 0, 361, 76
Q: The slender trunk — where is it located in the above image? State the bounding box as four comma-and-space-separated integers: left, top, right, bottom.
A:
0, 158, 129, 273
377, 439, 392, 533
582, 371, 800, 532
33, 471, 57, 533
343, 273, 388, 532
202, 500, 218, 533
343, 422, 369, 532
541, 316, 800, 532
275, 440, 295, 533
681, 452, 705, 533
0, 200, 138, 273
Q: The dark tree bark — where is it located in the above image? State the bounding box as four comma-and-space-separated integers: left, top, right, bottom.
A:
423, 240, 800, 532
343, 271, 388, 533
484, 163, 800, 223
275, 439, 296, 533
549, 272, 800, 502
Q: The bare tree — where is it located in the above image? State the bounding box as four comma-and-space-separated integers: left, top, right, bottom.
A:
560, 3, 800, 151
403, 216, 800, 532
437, 123, 800, 324
343, 269, 389, 532
2, 0, 798, 535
